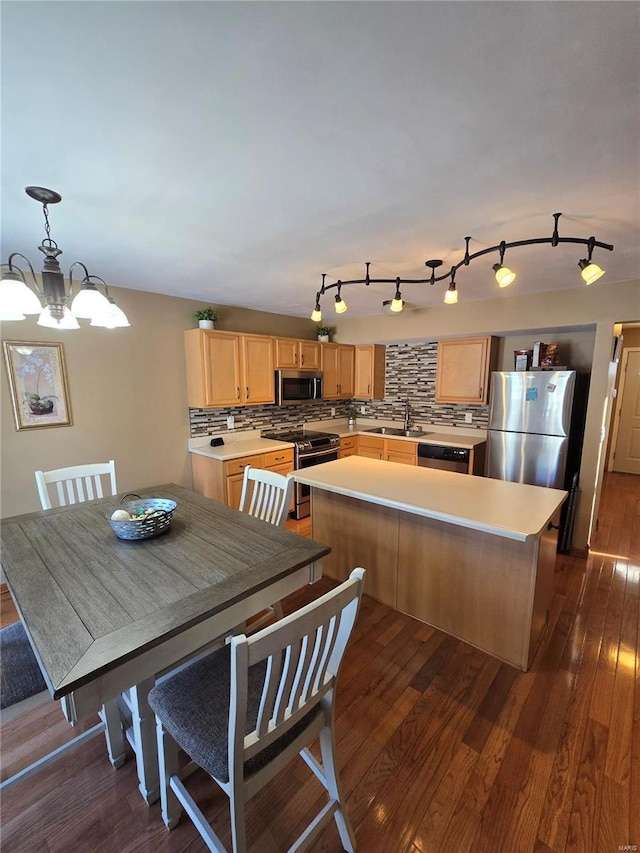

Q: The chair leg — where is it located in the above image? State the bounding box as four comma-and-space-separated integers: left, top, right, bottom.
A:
99, 699, 126, 768
155, 716, 182, 830
228, 779, 247, 853
318, 725, 356, 853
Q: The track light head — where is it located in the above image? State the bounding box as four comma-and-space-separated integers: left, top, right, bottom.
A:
444, 281, 458, 305
334, 284, 348, 314
389, 279, 403, 312
578, 258, 605, 285
493, 262, 516, 288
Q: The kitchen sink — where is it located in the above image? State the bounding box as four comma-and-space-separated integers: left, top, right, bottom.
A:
363, 426, 432, 438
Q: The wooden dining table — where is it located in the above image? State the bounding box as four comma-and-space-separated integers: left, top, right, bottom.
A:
0, 483, 330, 803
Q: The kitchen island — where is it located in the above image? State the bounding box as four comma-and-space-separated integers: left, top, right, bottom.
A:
292, 456, 567, 670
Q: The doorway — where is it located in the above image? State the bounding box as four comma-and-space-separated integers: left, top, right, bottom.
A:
609, 346, 640, 474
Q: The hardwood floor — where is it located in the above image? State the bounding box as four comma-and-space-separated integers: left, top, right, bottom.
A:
1, 473, 638, 852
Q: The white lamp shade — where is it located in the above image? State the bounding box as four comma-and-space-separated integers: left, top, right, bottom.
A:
335, 298, 348, 314
444, 287, 459, 305
0, 275, 42, 315
70, 286, 111, 319
37, 306, 80, 329
91, 300, 130, 328
311, 307, 322, 322
389, 296, 403, 312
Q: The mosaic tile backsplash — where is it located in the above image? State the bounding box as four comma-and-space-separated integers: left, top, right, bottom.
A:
189, 341, 489, 437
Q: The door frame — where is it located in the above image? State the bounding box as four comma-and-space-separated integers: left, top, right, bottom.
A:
607, 346, 640, 471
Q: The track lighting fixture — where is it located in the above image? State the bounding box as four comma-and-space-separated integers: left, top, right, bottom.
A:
444, 268, 459, 304
334, 283, 348, 314
389, 279, 403, 312
492, 241, 516, 288
0, 187, 130, 329
309, 212, 613, 318
578, 236, 606, 285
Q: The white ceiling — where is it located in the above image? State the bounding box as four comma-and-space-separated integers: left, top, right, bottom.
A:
1, 1, 639, 320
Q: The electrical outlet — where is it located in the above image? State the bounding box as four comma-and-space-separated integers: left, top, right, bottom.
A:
464, 413, 473, 424
360, 405, 366, 414
331, 407, 336, 416
226, 415, 235, 429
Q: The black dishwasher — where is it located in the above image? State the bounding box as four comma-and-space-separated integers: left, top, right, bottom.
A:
417, 443, 470, 473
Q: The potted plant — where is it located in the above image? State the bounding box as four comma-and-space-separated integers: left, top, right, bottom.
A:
347, 406, 358, 427
194, 307, 219, 330
317, 325, 336, 343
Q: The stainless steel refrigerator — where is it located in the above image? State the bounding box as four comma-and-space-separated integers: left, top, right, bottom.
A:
486, 370, 587, 550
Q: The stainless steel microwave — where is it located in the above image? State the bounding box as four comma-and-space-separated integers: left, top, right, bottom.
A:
275, 370, 323, 405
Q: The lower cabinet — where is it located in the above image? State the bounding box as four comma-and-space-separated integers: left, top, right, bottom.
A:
339, 435, 357, 459
356, 435, 417, 464
191, 449, 294, 510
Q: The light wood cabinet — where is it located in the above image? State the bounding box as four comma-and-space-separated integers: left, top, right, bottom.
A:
356, 435, 417, 464
435, 336, 498, 405
356, 435, 385, 460
385, 438, 417, 466
354, 345, 386, 399
191, 448, 294, 510
274, 338, 320, 370
185, 330, 275, 408
339, 435, 357, 459
322, 343, 355, 399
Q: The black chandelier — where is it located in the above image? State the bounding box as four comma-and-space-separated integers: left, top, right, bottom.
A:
310, 212, 614, 320
0, 186, 130, 329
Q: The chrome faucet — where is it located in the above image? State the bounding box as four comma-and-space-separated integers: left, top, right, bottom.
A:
404, 401, 411, 431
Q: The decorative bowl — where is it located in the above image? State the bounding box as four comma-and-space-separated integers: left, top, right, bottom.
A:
108, 494, 177, 541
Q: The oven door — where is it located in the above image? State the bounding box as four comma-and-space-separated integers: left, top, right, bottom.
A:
294, 447, 339, 519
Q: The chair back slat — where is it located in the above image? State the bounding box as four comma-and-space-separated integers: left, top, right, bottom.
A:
239, 466, 294, 528
35, 461, 117, 510
232, 569, 365, 770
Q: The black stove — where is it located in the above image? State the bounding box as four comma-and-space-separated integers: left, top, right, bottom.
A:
262, 429, 340, 454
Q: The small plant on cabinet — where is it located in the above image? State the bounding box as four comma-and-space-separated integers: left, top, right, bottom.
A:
194, 307, 219, 329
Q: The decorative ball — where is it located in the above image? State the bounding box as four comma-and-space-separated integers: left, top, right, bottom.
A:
111, 509, 131, 521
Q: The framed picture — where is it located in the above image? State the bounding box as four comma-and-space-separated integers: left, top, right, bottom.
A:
3, 341, 73, 431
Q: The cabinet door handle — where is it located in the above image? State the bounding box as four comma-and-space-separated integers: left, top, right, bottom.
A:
301, 353, 304, 365
294, 353, 298, 364
274, 455, 285, 461
479, 386, 483, 398
246, 386, 249, 399
368, 383, 371, 394
237, 387, 240, 399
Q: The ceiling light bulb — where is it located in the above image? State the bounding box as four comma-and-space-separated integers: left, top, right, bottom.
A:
390, 295, 403, 312
0, 271, 43, 315
70, 283, 111, 319
311, 306, 322, 322
493, 263, 516, 288
334, 294, 348, 314
578, 259, 605, 285
444, 283, 458, 304
37, 306, 80, 329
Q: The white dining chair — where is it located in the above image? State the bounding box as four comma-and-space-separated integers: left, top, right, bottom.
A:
35, 459, 117, 510
238, 465, 294, 528
238, 466, 295, 627
0, 620, 125, 793
149, 567, 365, 853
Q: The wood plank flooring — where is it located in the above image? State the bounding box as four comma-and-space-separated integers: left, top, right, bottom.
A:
1, 472, 638, 852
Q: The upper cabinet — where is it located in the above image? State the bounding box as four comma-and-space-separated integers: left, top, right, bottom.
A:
185, 330, 275, 408
354, 344, 386, 399
322, 343, 355, 399
274, 338, 321, 370
435, 336, 498, 405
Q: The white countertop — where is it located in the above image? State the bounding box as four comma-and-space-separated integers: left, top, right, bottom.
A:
189, 430, 294, 461
291, 456, 566, 542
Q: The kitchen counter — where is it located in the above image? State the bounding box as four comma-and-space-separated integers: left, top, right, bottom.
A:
309, 419, 487, 449
293, 455, 565, 670
291, 455, 564, 542
189, 431, 294, 462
